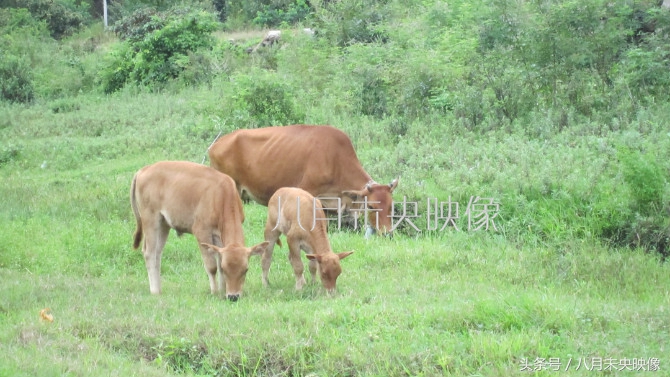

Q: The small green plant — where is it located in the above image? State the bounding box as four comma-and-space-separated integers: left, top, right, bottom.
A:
0, 144, 20, 166
0, 53, 34, 104
618, 146, 666, 213
232, 73, 305, 127
152, 337, 209, 374
252, 0, 311, 27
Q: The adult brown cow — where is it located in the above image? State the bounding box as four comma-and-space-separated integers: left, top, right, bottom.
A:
130, 161, 269, 301
208, 125, 399, 236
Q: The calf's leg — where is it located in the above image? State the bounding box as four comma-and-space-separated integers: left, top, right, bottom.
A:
262, 227, 280, 287
287, 236, 306, 290
143, 220, 169, 294
194, 230, 222, 294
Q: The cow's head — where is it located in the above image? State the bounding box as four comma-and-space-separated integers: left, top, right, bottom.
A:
201, 241, 269, 301
305, 251, 354, 293
342, 178, 399, 236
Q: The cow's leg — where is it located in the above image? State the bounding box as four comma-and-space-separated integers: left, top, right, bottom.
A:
286, 236, 306, 290
212, 234, 224, 293
302, 244, 318, 285
194, 230, 221, 295
262, 226, 280, 287
143, 219, 169, 294
308, 258, 318, 285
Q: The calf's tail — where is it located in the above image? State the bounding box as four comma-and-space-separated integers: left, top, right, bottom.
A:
130, 173, 143, 249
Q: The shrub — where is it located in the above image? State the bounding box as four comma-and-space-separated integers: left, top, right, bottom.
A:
0, 7, 48, 37
595, 147, 669, 257
355, 67, 389, 119
102, 6, 219, 92
0, 144, 20, 167
618, 147, 666, 213
0, 53, 34, 103
252, 0, 311, 27
313, 0, 389, 46
230, 73, 305, 128
6, 0, 90, 39
223, 0, 309, 28
99, 42, 134, 94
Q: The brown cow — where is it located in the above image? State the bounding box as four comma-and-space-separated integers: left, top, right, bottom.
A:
130, 161, 269, 301
263, 187, 353, 293
208, 125, 399, 236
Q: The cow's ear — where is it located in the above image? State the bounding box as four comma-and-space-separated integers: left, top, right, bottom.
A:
200, 242, 220, 252
305, 254, 322, 262
342, 190, 363, 201
389, 177, 399, 192
249, 241, 270, 257
337, 251, 354, 260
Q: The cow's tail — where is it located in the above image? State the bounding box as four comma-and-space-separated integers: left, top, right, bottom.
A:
130, 173, 143, 249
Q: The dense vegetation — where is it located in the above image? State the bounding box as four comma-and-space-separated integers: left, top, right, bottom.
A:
1, 0, 669, 375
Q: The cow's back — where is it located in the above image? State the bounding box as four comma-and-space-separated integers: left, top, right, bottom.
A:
134, 161, 244, 241
208, 125, 370, 206
271, 187, 327, 234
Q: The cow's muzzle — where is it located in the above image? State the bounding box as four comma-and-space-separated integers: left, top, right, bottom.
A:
365, 226, 393, 239
227, 294, 240, 302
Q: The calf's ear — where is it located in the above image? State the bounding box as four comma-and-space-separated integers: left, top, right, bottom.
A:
200, 242, 221, 252
336, 251, 354, 260
249, 241, 270, 256
305, 254, 322, 262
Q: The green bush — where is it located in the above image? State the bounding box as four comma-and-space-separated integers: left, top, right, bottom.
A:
0, 53, 34, 103
5, 0, 90, 39
223, 0, 307, 28
618, 147, 666, 213
355, 67, 389, 118
0, 144, 21, 167
231, 73, 305, 128
594, 147, 669, 256
102, 6, 219, 92
99, 42, 135, 94
252, 0, 311, 27
0, 7, 47, 37
313, 0, 389, 46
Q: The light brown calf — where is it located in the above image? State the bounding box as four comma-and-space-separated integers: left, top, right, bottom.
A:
130, 161, 268, 301
263, 187, 353, 293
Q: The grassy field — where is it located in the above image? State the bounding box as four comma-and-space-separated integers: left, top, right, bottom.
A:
2, 2, 670, 373
1, 87, 669, 376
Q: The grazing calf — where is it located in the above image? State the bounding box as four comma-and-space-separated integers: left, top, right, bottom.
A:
130, 161, 268, 301
262, 187, 353, 293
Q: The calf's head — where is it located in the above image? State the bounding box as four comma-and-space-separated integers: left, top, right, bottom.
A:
342, 178, 399, 236
305, 251, 354, 293
201, 242, 269, 301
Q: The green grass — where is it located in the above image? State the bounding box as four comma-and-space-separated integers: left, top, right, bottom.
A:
1, 90, 669, 375
1, 225, 667, 376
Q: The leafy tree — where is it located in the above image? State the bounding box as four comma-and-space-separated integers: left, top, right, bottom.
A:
1, 0, 90, 39
101, 6, 219, 92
